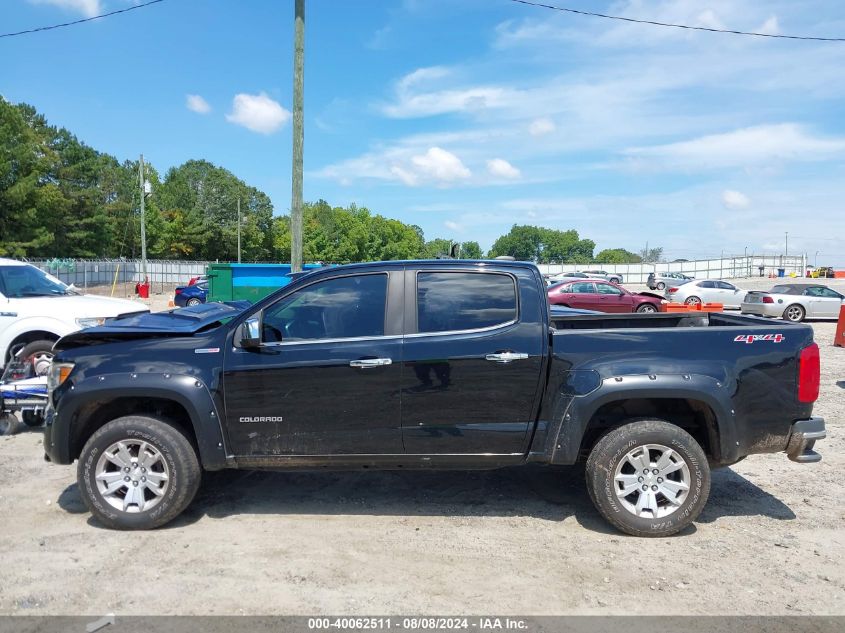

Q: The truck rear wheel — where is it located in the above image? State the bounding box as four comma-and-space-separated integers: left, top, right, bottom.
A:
77, 415, 201, 530
585, 419, 710, 537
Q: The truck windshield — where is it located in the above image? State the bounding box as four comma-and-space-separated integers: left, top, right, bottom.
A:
0, 265, 72, 298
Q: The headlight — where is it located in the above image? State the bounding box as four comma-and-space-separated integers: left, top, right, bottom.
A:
47, 362, 75, 394
76, 317, 107, 329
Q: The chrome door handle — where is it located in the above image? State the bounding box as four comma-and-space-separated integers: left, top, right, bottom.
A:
349, 358, 392, 368
485, 352, 529, 363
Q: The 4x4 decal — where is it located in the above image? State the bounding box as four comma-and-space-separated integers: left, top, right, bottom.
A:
734, 333, 785, 344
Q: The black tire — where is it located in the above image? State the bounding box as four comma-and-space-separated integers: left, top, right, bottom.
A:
585, 419, 710, 537
656, 282, 666, 291
783, 304, 805, 322
636, 303, 658, 313
77, 415, 201, 530
0, 414, 20, 436
22, 410, 43, 427
186, 298, 201, 307
684, 296, 701, 306
17, 339, 56, 377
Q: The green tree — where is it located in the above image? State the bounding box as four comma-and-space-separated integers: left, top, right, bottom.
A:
639, 246, 664, 263
423, 238, 454, 259
460, 241, 483, 259
488, 225, 595, 263
595, 248, 642, 264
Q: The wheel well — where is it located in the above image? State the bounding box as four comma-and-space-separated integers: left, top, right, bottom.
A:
578, 398, 720, 461
6, 330, 60, 362
70, 397, 198, 461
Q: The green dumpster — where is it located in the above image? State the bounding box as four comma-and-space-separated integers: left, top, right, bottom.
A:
207, 263, 323, 303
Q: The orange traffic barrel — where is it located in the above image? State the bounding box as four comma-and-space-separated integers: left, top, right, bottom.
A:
835, 305, 845, 348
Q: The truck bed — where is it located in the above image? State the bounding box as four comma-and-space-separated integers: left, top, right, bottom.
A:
550, 311, 776, 330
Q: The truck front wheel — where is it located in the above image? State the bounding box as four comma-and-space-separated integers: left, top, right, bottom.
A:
585, 419, 710, 537
77, 415, 201, 530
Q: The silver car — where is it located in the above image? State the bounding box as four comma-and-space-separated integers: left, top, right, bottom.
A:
581, 269, 623, 284
741, 283, 844, 322
666, 279, 745, 308
647, 271, 693, 291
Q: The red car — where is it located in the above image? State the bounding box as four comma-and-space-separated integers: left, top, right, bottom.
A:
547, 279, 664, 313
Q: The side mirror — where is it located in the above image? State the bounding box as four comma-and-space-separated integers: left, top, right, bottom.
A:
238, 317, 261, 349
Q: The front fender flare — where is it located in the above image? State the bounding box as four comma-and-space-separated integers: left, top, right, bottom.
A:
47, 372, 227, 469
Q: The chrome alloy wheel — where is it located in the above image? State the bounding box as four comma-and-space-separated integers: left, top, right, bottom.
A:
784, 305, 804, 322
613, 444, 691, 519
95, 440, 170, 513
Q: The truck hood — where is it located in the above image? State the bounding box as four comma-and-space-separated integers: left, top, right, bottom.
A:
55, 301, 250, 350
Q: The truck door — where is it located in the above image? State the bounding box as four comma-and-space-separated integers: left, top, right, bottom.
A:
223, 270, 404, 456
400, 268, 545, 455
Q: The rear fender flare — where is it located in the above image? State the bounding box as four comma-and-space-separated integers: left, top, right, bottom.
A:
548, 373, 738, 464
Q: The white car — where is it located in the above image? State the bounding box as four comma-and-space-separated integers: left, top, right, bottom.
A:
741, 283, 844, 322
0, 259, 148, 375
666, 279, 746, 309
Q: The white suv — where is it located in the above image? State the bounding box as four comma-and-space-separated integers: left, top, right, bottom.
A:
0, 259, 148, 375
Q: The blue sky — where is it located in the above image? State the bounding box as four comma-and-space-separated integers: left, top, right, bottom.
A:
3, 0, 845, 265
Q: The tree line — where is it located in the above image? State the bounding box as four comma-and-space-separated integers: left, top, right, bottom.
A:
1, 97, 650, 264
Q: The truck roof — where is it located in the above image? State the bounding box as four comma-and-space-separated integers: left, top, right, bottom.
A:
302, 259, 539, 273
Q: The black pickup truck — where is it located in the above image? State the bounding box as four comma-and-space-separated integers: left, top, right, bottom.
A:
43, 260, 826, 536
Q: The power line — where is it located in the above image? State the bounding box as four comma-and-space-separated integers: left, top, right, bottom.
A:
0, 0, 167, 39
508, 0, 845, 42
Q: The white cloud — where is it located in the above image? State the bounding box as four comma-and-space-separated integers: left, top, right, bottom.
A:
528, 117, 556, 137
721, 190, 750, 209
486, 158, 521, 180
623, 124, 845, 171
444, 220, 463, 232
185, 94, 211, 115
319, 146, 471, 188
410, 147, 471, 183
29, 0, 100, 17
757, 15, 779, 34
226, 92, 291, 135
381, 65, 517, 118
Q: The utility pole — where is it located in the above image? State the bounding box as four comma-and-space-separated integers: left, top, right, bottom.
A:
237, 197, 241, 263
785, 231, 788, 256
139, 154, 147, 281
290, 0, 305, 272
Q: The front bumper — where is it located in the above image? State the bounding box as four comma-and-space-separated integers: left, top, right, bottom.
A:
785, 417, 826, 463
740, 302, 783, 318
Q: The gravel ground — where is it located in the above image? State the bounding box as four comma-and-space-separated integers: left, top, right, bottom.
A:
0, 279, 843, 616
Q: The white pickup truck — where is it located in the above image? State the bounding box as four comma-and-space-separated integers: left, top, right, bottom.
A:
0, 258, 148, 375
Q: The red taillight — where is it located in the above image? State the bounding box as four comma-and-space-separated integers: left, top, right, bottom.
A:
175, 288, 183, 295
762, 296, 774, 304
668, 287, 679, 293
798, 343, 820, 403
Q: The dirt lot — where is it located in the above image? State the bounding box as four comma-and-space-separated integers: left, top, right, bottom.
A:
0, 282, 843, 616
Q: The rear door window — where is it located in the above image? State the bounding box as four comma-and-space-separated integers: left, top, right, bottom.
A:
568, 282, 596, 294
416, 272, 517, 333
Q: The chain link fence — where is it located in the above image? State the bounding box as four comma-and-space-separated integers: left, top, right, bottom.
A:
20, 254, 808, 296
24, 258, 209, 297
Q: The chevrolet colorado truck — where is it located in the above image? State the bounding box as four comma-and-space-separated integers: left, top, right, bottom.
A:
43, 260, 826, 536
